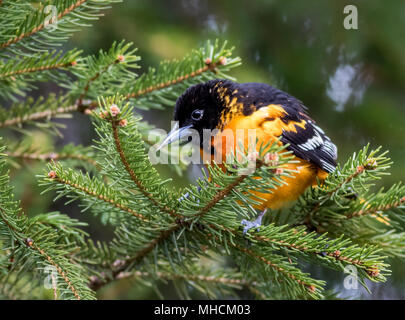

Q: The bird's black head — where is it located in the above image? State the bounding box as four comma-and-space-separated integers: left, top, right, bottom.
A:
174, 79, 224, 136
157, 79, 226, 150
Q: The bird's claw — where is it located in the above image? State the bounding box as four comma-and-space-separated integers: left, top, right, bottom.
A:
241, 219, 262, 235
241, 209, 267, 235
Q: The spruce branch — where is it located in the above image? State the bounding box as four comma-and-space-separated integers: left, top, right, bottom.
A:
124, 270, 250, 287
88, 256, 260, 299
0, 49, 81, 100
94, 224, 183, 289
77, 58, 120, 104
0, 40, 240, 131
41, 162, 149, 224
0, 94, 77, 132
110, 114, 178, 218
0, 0, 87, 49
0, 53, 78, 78
348, 190, 405, 219
0, 104, 76, 128
5, 143, 99, 169
0, 143, 95, 299
0, 0, 120, 54
232, 243, 319, 295
73, 40, 240, 111
25, 239, 81, 300
288, 145, 394, 230
206, 222, 386, 281
93, 97, 180, 217
103, 269, 257, 298
196, 174, 250, 217
199, 226, 325, 299
126, 56, 224, 100
53, 173, 147, 222
279, 145, 405, 259
7, 150, 97, 169
102, 143, 285, 279
66, 40, 140, 103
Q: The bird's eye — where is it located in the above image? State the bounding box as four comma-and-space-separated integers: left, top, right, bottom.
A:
191, 109, 204, 121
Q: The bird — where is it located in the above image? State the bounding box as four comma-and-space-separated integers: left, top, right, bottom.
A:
157, 79, 338, 234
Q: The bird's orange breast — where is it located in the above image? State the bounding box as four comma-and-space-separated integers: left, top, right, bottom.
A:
200, 104, 328, 210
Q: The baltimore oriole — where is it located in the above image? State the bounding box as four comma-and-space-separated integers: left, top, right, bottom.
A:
157, 79, 338, 233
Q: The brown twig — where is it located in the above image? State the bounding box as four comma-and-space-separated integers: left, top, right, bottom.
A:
304, 165, 366, 227
51, 174, 149, 222
347, 196, 405, 219
77, 57, 122, 105
327, 166, 365, 198
211, 223, 368, 269
0, 105, 78, 128
6, 151, 99, 169
25, 239, 81, 300
123, 270, 252, 286
111, 119, 179, 218
195, 174, 250, 217
0, 206, 20, 232
51, 272, 58, 300
0, 61, 77, 78
90, 268, 256, 292
233, 243, 316, 293
125, 59, 224, 100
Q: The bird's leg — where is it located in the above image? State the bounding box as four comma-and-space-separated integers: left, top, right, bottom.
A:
241, 209, 267, 235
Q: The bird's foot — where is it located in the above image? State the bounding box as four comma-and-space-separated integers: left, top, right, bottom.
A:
241, 209, 267, 235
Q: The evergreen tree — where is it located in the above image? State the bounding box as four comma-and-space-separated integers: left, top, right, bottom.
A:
0, 1, 404, 300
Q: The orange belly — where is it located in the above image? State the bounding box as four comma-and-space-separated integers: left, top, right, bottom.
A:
244, 158, 321, 210
200, 107, 328, 211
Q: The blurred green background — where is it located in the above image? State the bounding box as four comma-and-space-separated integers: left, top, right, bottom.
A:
14, 0, 405, 299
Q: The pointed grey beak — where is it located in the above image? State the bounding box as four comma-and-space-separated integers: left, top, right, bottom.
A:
156, 122, 194, 151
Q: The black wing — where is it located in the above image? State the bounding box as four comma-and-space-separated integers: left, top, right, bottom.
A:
280, 119, 337, 173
